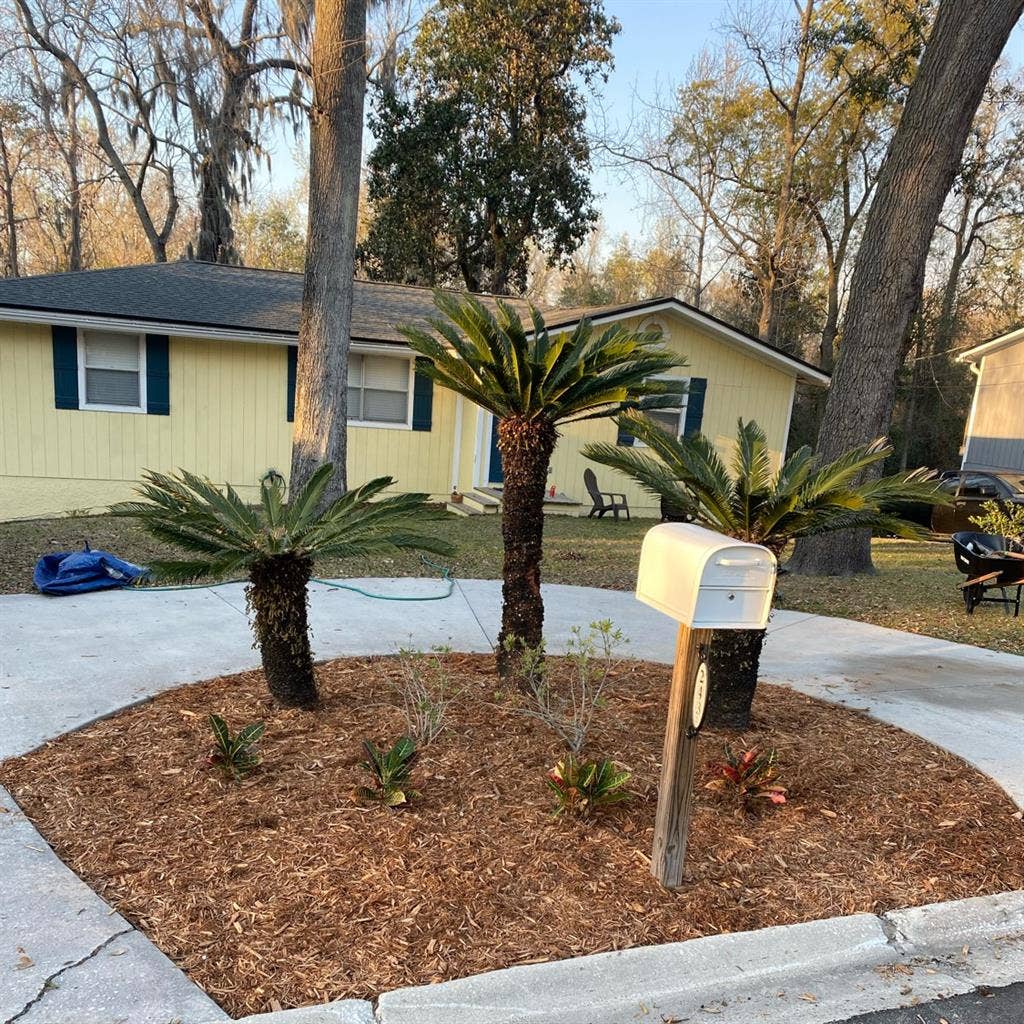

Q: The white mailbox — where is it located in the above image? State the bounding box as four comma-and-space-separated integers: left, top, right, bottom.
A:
636, 523, 777, 630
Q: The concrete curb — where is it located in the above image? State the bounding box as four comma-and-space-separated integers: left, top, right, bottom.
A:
0, 786, 227, 1024
229, 1004, 375, 1024
371, 893, 1024, 1024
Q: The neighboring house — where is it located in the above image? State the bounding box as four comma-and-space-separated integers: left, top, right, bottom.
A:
958, 325, 1024, 474
0, 262, 829, 521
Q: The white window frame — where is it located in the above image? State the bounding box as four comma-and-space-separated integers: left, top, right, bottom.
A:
77, 328, 147, 414
632, 373, 690, 447
347, 349, 415, 430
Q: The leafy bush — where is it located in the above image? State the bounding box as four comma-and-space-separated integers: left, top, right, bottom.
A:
207, 713, 265, 780
546, 754, 631, 817
706, 745, 786, 805
391, 646, 459, 745
514, 620, 627, 753
971, 500, 1024, 548
357, 737, 419, 807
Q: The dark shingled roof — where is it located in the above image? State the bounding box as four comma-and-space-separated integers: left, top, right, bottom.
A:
0, 261, 532, 344
0, 260, 828, 380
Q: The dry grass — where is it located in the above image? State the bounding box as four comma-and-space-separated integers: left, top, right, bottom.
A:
3, 655, 1022, 1018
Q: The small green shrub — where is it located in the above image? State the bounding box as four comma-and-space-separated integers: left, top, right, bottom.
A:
970, 500, 1024, 547
207, 713, 265, 780
513, 620, 627, 753
546, 754, 631, 817
705, 745, 786, 805
357, 737, 419, 807
392, 646, 459, 745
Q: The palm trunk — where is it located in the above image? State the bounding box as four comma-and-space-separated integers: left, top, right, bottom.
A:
248, 554, 318, 708
705, 628, 766, 731
495, 415, 557, 679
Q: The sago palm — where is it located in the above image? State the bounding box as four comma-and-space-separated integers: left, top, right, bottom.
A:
111, 466, 452, 708
400, 292, 686, 677
584, 415, 944, 728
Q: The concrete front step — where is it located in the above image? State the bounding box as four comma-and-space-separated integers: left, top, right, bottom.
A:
462, 490, 501, 514
445, 501, 483, 517
465, 486, 584, 517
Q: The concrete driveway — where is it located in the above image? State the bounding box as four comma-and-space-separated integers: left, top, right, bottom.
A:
1, 578, 1022, 1024
2, 577, 1022, 803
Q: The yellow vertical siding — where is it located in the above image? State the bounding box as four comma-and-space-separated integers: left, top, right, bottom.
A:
0, 326, 457, 519
1, 308, 803, 520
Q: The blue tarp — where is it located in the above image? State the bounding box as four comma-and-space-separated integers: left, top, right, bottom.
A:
34, 544, 148, 595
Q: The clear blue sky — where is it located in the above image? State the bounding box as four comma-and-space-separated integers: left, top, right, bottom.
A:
591, 0, 729, 238
261, 2, 1024, 244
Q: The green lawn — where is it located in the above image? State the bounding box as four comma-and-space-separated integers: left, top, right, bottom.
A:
2, 513, 1020, 656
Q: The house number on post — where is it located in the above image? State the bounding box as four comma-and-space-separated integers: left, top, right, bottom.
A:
635, 523, 777, 889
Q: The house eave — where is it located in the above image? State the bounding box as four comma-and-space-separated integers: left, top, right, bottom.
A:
542, 297, 831, 387
957, 325, 1024, 362
0, 305, 409, 352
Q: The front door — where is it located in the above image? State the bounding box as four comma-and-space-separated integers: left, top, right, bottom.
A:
487, 416, 504, 485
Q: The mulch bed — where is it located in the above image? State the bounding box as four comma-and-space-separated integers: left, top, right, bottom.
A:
2, 655, 1022, 1017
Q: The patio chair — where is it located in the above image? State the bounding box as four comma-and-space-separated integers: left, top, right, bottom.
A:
584, 468, 629, 521
951, 531, 1024, 617
660, 494, 696, 523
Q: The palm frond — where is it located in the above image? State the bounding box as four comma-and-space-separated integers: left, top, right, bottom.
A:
585, 418, 945, 551
398, 293, 686, 426
115, 466, 451, 583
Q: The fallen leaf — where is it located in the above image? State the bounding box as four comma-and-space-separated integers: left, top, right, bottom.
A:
820, 809, 838, 819
800, 993, 817, 1002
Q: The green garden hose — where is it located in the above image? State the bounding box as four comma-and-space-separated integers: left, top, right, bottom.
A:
129, 555, 455, 601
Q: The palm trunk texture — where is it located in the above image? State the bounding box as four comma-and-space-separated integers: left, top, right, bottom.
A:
706, 628, 766, 731
789, 0, 1023, 576
495, 415, 557, 679
248, 555, 318, 708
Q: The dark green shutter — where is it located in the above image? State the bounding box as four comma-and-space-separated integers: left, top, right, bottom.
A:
52, 325, 79, 409
286, 345, 297, 422
145, 335, 170, 415
683, 377, 707, 437
412, 358, 433, 431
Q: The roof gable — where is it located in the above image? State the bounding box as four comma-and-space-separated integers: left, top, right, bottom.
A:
542, 296, 830, 385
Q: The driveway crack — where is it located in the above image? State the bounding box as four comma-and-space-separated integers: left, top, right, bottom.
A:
4, 927, 133, 1024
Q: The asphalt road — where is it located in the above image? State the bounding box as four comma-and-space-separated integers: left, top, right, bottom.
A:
832, 984, 1024, 1023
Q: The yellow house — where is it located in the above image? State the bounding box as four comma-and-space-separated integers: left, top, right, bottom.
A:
0, 262, 829, 521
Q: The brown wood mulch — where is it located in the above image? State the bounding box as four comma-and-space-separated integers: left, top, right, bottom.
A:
2, 655, 1022, 1018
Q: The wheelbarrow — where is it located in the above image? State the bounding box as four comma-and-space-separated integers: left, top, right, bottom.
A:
951, 531, 1024, 617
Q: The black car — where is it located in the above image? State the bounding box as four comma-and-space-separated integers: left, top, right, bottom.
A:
929, 469, 1024, 534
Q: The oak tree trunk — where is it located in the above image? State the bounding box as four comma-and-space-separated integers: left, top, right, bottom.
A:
248, 554, 318, 708
290, 0, 368, 502
789, 0, 1023, 577
705, 628, 766, 731
495, 415, 557, 679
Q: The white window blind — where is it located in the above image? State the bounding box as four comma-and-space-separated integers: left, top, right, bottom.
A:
347, 353, 409, 424
639, 377, 688, 442
82, 331, 142, 408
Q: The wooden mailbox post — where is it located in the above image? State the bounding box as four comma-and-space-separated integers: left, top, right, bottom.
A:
635, 523, 776, 889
